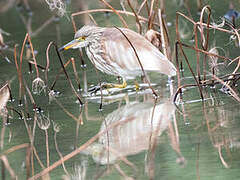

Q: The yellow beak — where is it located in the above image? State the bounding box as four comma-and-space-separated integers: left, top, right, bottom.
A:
59, 39, 79, 51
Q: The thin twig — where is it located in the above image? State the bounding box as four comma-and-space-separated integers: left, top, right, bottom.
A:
114, 26, 158, 97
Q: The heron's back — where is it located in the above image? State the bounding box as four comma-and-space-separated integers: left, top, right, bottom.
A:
88, 27, 176, 79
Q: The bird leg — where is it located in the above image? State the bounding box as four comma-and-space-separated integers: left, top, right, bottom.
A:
106, 80, 127, 89
88, 80, 127, 94
134, 80, 140, 91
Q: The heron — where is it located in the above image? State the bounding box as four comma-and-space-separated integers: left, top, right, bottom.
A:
59, 26, 176, 90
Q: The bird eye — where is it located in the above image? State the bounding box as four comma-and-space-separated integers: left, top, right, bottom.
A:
77, 36, 86, 41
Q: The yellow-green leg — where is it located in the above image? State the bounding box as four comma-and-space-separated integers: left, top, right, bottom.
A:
103, 79, 127, 89
134, 80, 140, 91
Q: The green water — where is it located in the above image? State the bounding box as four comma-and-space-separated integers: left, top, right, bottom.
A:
0, 0, 240, 179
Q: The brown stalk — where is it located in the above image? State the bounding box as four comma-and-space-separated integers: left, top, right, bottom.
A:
27, 34, 40, 78
29, 106, 141, 180
194, 24, 201, 82
177, 11, 237, 35
28, 61, 46, 70
211, 74, 240, 102
23, 79, 37, 110
175, 41, 204, 100
218, 146, 230, 168
199, 5, 211, 50
173, 84, 197, 102
71, 9, 161, 28
31, 15, 56, 37
71, 58, 81, 91
6, 106, 23, 119
158, 9, 171, 59
174, 42, 183, 100
53, 127, 69, 176
19, 34, 29, 105
199, 6, 211, 81
1, 155, 16, 179
147, 100, 158, 178
45, 41, 53, 87
183, 0, 193, 20
127, 0, 142, 34
148, 0, 157, 29
0, 143, 29, 157
53, 43, 83, 105
86, 50, 104, 110
179, 42, 231, 62
50, 58, 71, 90
225, 58, 240, 88
22, 112, 45, 171
70, 16, 86, 67
99, 0, 128, 28
114, 26, 158, 97
137, 0, 150, 16
26, 145, 31, 179
53, 96, 79, 122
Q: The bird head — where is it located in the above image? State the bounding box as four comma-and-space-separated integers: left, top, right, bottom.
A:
59, 25, 99, 51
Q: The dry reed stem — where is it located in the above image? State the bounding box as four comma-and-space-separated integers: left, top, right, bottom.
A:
53, 96, 79, 122
99, 0, 128, 28
175, 41, 204, 99
28, 61, 46, 70
137, 0, 149, 15
29, 108, 141, 179
23, 79, 37, 110
22, 111, 46, 171
71, 58, 81, 90
147, 100, 158, 175
18, 34, 29, 104
158, 9, 171, 60
211, 74, 240, 102
45, 130, 50, 168
114, 26, 158, 97
50, 58, 71, 90
179, 43, 231, 62
177, 11, 237, 35
71, 9, 161, 28
53, 43, 83, 105
148, 0, 157, 29
193, 24, 201, 82
0, 143, 29, 157
199, 6, 211, 81
199, 5, 211, 50
27, 34, 40, 78
32, 15, 56, 37
45, 41, 53, 87
173, 83, 198, 103
70, 16, 86, 67
85, 54, 104, 110
1, 155, 16, 179
225, 58, 240, 87
54, 130, 69, 176
218, 146, 230, 168
175, 7, 240, 100
174, 42, 182, 99
26, 145, 31, 179
127, 0, 142, 34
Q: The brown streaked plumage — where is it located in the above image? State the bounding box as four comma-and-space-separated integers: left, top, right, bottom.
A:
60, 26, 176, 85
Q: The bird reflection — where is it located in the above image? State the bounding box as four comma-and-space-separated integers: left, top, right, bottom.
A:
82, 99, 176, 165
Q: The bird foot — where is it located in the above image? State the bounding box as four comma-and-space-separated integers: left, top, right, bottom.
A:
88, 82, 128, 95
